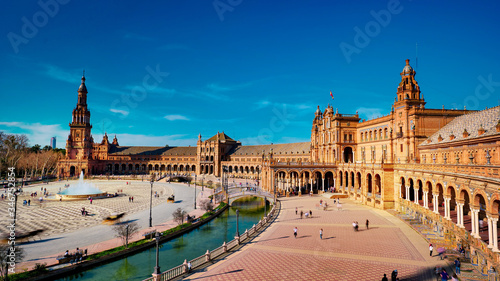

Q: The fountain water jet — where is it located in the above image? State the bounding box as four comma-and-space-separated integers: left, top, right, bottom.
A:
56, 171, 107, 200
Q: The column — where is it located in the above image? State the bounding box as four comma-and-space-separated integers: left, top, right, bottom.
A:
423, 191, 428, 209
433, 194, 439, 213
488, 215, 493, 248
457, 203, 464, 227
309, 177, 312, 192
444, 198, 451, 220
397, 183, 402, 199
322, 178, 325, 191
414, 188, 419, 204
472, 208, 480, 238
492, 217, 499, 252
406, 186, 410, 201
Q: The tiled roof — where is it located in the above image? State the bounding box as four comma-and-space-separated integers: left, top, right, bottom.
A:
109, 146, 196, 156
420, 106, 500, 146
207, 132, 235, 142
228, 142, 311, 156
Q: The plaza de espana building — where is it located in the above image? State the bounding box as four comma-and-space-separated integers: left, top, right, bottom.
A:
59, 59, 500, 271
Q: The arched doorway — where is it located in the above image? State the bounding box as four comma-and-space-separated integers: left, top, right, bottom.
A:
400, 177, 406, 199
325, 171, 334, 192
343, 147, 353, 163
409, 178, 415, 202
70, 166, 76, 177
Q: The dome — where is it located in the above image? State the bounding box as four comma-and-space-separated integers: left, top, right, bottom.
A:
402, 59, 413, 73
78, 76, 87, 93
315, 105, 321, 115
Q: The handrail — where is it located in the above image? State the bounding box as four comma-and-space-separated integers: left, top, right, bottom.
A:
145, 201, 280, 280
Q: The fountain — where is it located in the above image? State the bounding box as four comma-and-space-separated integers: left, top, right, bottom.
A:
56, 171, 107, 200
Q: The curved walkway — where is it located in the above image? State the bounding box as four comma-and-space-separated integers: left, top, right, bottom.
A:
185, 196, 451, 281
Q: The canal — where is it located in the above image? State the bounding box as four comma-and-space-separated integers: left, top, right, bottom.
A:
56, 201, 267, 281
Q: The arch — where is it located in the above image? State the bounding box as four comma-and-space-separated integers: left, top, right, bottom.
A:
141, 164, 146, 171
313, 171, 322, 193
115, 163, 120, 172
210, 156, 214, 161
339, 171, 343, 187
160, 164, 165, 172
400, 177, 406, 199
205, 165, 209, 174
135, 164, 140, 172
245, 166, 249, 173
209, 165, 214, 175
324, 171, 334, 191
356, 172, 362, 189
374, 174, 381, 195
344, 171, 349, 188
173, 165, 178, 172
408, 178, 415, 201
128, 164, 133, 171
250, 166, 255, 174
191, 165, 196, 172
366, 173, 373, 194
417, 180, 423, 205
121, 164, 126, 171
148, 164, 153, 171
229, 166, 233, 173
179, 164, 184, 172
426, 181, 433, 208
70, 166, 76, 177
343, 147, 353, 163
350, 172, 355, 188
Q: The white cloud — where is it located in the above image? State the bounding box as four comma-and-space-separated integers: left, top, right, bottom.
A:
356, 107, 385, 120
42, 64, 79, 84
164, 114, 189, 121
110, 108, 129, 117
0, 121, 68, 148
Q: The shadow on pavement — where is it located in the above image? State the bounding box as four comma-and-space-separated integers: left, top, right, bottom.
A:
21, 236, 62, 245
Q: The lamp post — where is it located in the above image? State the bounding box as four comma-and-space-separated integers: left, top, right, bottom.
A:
235, 209, 240, 237
149, 175, 154, 228
153, 232, 161, 274
194, 176, 197, 209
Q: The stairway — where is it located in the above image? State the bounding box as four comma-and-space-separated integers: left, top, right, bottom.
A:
392, 211, 491, 281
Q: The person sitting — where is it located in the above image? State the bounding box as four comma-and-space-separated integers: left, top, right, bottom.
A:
64, 250, 69, 257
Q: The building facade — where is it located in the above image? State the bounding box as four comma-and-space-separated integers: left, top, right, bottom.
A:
58, 60, 500, 270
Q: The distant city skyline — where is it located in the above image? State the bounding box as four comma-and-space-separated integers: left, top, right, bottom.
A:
1, 1, 500, 148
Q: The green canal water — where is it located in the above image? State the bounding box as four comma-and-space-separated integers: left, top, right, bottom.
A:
56, 201, 267, 281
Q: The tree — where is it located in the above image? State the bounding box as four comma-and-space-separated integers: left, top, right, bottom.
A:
199, 199, 213, 212
0, 243, 25, 280
172, 208, 187, 225
113, 222, 139, 248
30, 144, 41, 153
42, 145, 52, 151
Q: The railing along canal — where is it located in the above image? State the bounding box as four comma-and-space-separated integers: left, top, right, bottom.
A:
143, 200, 280, 281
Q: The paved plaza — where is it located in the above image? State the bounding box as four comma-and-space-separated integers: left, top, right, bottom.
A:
8, 178, 211, 272
186, 195, 450, 281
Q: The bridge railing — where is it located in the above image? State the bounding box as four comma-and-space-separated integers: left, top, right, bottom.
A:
145, 200, 280, 281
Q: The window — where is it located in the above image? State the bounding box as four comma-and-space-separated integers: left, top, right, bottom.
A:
400, 144, 403, 152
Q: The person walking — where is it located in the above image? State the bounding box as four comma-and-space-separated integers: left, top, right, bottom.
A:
319, 228, 323, 239
381, 273, 388, 281
300, 210, 303, 219
440, 268, 449, 281
294, 227, 297, 238
454, 258, 461, 274
429, 244, 433, 256
391, 269, 397, 281
309, 210, 312, 218
295, 207, 298, 215
366, 219, 369, 229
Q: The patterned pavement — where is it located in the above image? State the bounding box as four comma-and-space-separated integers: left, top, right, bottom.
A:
186, 196, 451, 281
0, 179, 172, 238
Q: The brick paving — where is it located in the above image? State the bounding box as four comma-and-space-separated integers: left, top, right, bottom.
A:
0, 179, 171, 238
186, 196, 450, 281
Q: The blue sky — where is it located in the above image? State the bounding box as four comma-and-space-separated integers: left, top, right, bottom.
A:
1, 0, 500, 148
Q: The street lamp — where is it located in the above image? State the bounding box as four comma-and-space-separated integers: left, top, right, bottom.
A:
235, 209, 240, 237
149, 175, 154, 228
194, 176, 197, 209
153, 232, 161, 274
